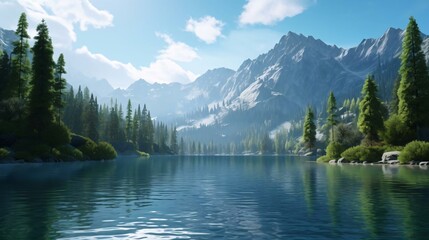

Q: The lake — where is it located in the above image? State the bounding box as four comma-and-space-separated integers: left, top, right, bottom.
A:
0, 155, 428, 240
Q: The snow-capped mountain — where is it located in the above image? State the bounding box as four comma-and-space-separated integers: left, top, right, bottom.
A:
2, 25, 429, 141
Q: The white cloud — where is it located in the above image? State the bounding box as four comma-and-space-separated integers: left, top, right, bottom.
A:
156, 33, 199, 62
240, 0, 311, 25
71, 33, 199, 88
186, 16, 224, 44
15, 0, 113, 48
73, 46, 139, 89
140, 59, 197, 85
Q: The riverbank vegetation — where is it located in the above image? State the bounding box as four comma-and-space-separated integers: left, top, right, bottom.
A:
316, 17, 429, 163
0, 13, 179, 162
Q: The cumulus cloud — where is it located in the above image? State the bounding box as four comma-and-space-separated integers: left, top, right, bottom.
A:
156, 33, 199, 62
16, 0, 113, 48
186, 16, 224, 44
72, 33, 199, 88
240, 0, 311, 25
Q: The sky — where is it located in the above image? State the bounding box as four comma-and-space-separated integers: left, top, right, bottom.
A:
1, 0, 429, 89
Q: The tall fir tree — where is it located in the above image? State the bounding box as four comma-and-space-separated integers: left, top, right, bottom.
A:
390, 75, 401, 114
84, 94, 99, 141
54, 53, 67, 123
326, 91, 337, 142
398, 16, 429, 138
303, 106, 316, 150
358, 75, 385, 144
125, 99, 133, 141
11, 12, 31, 100
28, 20, 56, 134
0, 53, 11, 101
170, 126, 178, 154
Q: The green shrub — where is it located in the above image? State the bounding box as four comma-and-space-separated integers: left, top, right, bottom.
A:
380, 115, 415, 146
78, 137, 97, 160
399, 141, 429, 163
93, 142, 117, 160
316, 155, 332, 163
341, 145, 385, 163
0, 148, 9, 159
317, 141, 346, 163
326, 141, 345, 159
334, 123, 362, 149
57, 145, 84, 161
78, 138, 117, 160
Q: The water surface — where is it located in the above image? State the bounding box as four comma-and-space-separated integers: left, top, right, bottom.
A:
0, 155, 428, 239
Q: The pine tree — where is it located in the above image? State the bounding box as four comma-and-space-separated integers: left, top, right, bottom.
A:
398, 17, 429, 138
84, 94, 99, 141
132, 110, 139, 145
358, 75, 385, 144
390, 75, 401, 114
54, 53, 67, 124
303, 106, 316, 150
327, 91, 337, 142
11, 12, 31, 99
28, 20, 56, 134
125, 99, 132, 141
0, 53, 11, 101
170, 126, 178, 154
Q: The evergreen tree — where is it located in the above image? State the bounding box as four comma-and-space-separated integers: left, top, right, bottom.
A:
125, 99, 132, 141
170, 126, 178, 154
358, 75, 385, 144
327, 91, 337, 142
11, 12, 31, 100
54, 53, 66, 123
0, 53, 11, 101
390, 75, 401, 114
303, 106, 316, 150
84, 94, 99, 141
28, 20, 56, 134
109, 106, 120, 143
132, 110, 139, 145
398, 17, 429, 138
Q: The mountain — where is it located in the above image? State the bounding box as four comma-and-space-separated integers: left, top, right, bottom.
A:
101, 68, 235, 120
176, 28, 429, 142
0, 28, 17, 54
2, 25, 429, 143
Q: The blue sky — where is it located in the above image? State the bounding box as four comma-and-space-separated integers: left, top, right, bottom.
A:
1, 0, 429, 88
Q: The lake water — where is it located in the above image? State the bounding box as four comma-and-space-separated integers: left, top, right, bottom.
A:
0, 155, 429, 240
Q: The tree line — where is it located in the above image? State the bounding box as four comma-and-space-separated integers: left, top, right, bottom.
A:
305, 17, 429, 163
0, 13, 179, 161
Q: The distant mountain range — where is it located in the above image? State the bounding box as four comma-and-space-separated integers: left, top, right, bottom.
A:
2, 26, 429, 142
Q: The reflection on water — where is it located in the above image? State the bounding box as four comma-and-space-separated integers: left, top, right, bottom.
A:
0, 156, 428, 239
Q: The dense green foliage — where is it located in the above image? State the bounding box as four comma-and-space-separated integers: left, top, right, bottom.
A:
399, 141, 429, 163
358, 75, 385, 144
93, 142, 117, 160
54, 53, 67, 123
11, 12, 31, 100
341, 146, 385, 163
398, 17, 429, 136
303, 106, 316, 150
28, 20, 56, 136
327, 91, 337, 142
380, 114, 414, 146
2, 13, 174, 162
